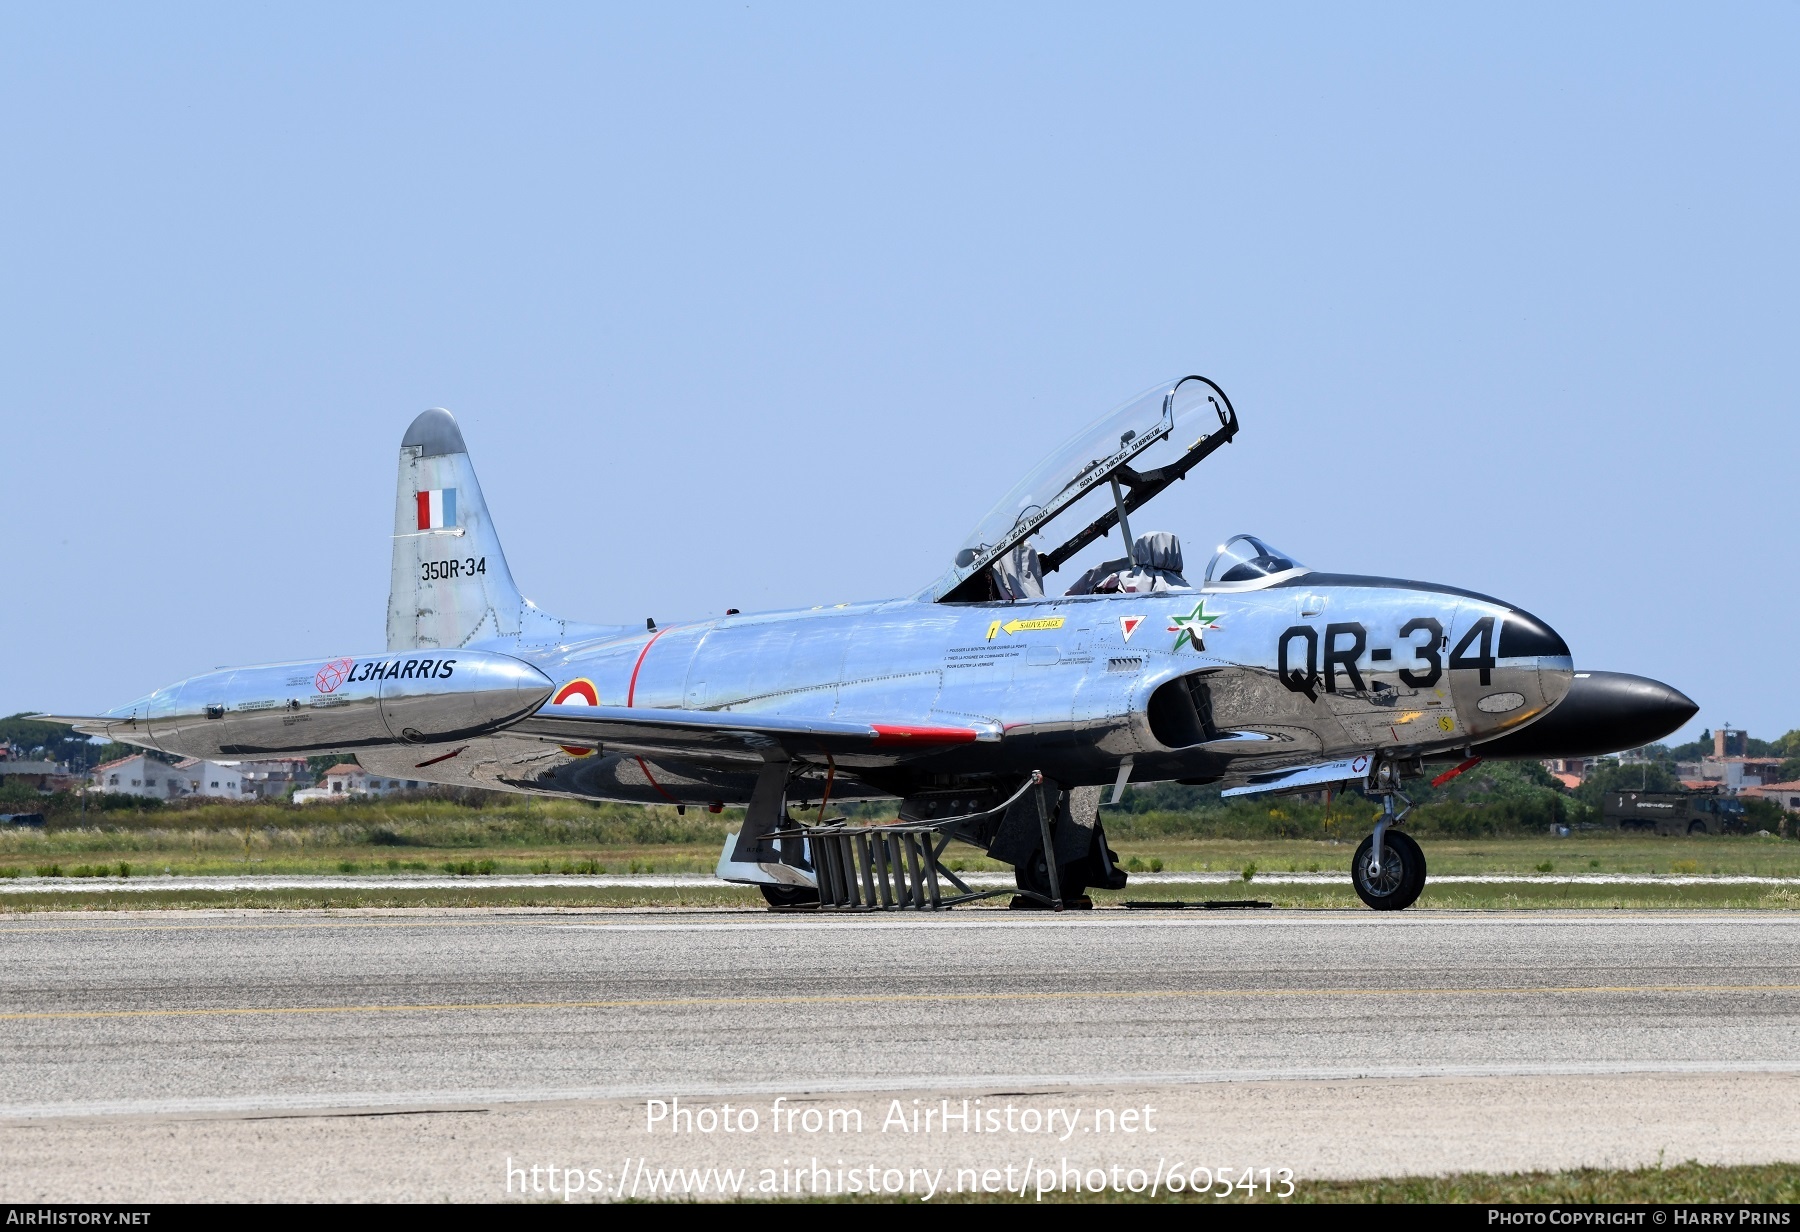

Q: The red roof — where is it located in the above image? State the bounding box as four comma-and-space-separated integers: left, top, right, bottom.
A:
91, 753, 148, 774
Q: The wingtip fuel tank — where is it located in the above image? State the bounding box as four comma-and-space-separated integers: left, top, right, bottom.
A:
90, 649, 554, 760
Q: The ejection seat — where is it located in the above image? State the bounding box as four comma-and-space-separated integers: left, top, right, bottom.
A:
992, 543, 1046, 600
1065, 531, 1191, 595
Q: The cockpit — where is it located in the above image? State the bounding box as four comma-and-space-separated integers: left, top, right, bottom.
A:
1064, 531, 1192, 595
934, 376, 1300, 602
1202, 534, 1308, 590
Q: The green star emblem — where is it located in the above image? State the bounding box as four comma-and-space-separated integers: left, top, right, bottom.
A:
1168, 600, 1221, 652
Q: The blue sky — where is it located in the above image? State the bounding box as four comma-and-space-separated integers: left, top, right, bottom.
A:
2, 4, 1795, 743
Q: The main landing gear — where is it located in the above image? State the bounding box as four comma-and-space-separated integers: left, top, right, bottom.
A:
1351, 769, 1427, 911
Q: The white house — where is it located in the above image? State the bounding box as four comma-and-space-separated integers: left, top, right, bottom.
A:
170, 759, 247, 799
293, 763, 424, 803
90, 753, 183, 800
92, 754, 257, 800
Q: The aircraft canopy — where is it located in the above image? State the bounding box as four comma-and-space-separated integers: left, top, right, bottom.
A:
933, 375, 1239, 602
1202, 533, 1309, 590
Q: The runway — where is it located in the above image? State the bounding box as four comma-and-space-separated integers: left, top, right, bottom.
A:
3, 908, 1799, 1200
5, 870, 1800, 892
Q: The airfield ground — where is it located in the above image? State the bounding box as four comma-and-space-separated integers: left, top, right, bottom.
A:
6, 830, 1798, 880
3, 831, 1799, 911
4, 825, 1798, 1201
1, 908, 1798, 1202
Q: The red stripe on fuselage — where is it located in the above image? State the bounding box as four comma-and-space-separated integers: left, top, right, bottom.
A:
624, 628, 678, 801
626, 626, 670, 707
415, 491, 431, 531
870, 724, 979, 746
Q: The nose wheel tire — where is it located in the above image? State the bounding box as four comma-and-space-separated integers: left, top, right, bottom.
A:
1352, 830, 1426, 911
759, 883, 820, 908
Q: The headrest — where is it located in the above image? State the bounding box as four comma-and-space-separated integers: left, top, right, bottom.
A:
1133, 531, 1182, 572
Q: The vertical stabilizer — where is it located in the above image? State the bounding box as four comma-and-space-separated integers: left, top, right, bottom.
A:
386, 409, 538, 651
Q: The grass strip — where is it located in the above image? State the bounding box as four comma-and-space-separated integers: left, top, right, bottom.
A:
0, 885, 764, 911
3, 880, 1800, 911
1279, 1160, 1800, 1204
794, 1160, 1800, 1203
1094, 881, 1800, 911
5, 835, 1798, 881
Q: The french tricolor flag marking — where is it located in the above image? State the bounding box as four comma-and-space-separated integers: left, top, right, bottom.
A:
416, 488, 457, 531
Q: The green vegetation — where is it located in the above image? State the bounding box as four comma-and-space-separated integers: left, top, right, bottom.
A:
1108, 760, 1791, 838
1274, 1160, 1800, 1204
858, 1160, 1800, 1204
5, 822, 1799, 882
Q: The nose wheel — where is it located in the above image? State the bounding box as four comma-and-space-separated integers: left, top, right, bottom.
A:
1351, 784, 1427, 911
1352, 830, 1426, 910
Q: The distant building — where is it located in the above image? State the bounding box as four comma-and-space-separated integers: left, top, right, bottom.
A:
232, 759, 313, 800
1742, 780, 1800, 814
0, 758, 68, 792
90, 753, 184, 800
1664, 729, 1783, 795
1696, 756, 1783, 795
1542, 757, 1596, 788
170, 759, 247, 799
292, 763, 424, 803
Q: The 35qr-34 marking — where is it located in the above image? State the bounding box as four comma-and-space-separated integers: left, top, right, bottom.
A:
420, 556, 487, 582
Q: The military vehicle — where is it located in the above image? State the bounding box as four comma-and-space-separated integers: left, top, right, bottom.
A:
1605, 790, 1745, 836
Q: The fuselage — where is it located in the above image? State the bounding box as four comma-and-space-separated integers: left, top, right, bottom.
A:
491, 573, 1571, 796
102, 571, 1574, 808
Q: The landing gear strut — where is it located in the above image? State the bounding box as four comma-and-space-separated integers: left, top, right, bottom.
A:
1351, 770, 1427, 911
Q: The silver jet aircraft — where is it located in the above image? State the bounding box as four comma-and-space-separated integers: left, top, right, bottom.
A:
44, 376, 1696, 910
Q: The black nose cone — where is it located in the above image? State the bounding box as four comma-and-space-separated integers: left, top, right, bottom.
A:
1498, 608, 1571, 659
1469, 671, 1698, 759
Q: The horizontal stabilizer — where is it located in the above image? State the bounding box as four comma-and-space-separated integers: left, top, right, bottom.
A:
1221, 754, 1373, 798
511, 703, 998, 763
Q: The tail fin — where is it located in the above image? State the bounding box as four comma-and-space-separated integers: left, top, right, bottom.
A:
386, 409, 571, 651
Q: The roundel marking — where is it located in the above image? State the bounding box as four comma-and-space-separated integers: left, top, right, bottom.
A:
552, 678, 600, 758
315, 658, 354, 694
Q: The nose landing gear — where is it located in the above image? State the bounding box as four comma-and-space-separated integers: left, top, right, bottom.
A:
1351, 770, 1427, 911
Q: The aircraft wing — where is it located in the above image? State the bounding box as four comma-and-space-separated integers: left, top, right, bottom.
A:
508, 703, 999, 763
29, 714, 128, 738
